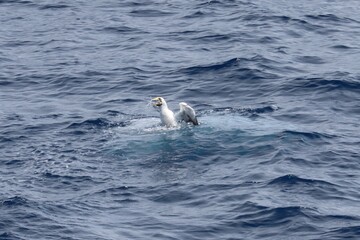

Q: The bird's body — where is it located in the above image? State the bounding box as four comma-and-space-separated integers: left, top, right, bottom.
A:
159, 102, 177, 127
152, 97, 199, 127
177, 102, 198, 125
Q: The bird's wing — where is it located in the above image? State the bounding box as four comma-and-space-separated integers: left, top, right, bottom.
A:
175, 102, 199, 125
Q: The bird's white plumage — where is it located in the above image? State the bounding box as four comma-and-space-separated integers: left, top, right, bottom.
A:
152, 97, 199, 127
176, 102, 199, 125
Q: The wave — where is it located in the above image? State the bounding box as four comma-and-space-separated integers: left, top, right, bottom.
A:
266, 175, 356, 203
267, 175, 336, 187
295, 56, 326, 64
0, 136, 14, 143
322, 225, 360, 239
150, 190, 195, 203
280, 75, 360, 95
197, 0, 251, 8
305, 14, 360, 24
214, 105, 279, 114
181, 57, 279, 81
40, 173, 100, 191
38, 4, 70, 10
129, 9, 174, 17
200, 105, 279, 120
182, 10, 206, 19
102, 26, 147, 34
231, 203, 313, 229
1, 196, 29, 207
66, 118, 126, 130
0, 232, 25, 240
0, 56, 13, 63
182, 56, 277, 73
242, 14, 342, 35
280, 130, 335, 140
0, 0, 33, 5
42, 172, 94, 182
331, 44, 355, 50
182, 58, 240, 74
242, 14, 323, 30
193, 33, 233, 43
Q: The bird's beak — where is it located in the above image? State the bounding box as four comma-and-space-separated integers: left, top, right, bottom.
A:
151, 97, 162, 107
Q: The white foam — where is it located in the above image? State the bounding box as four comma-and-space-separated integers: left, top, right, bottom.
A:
199, 114, 297, 136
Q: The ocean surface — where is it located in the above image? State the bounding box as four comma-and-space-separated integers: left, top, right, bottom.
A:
1, 0, 360, 239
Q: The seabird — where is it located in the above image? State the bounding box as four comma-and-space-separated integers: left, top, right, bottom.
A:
151, 97, 199, 127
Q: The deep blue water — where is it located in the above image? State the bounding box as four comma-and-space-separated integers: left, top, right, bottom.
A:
1, 0, 360, 239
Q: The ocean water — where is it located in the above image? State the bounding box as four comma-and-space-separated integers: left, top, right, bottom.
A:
1, 0, 360, 239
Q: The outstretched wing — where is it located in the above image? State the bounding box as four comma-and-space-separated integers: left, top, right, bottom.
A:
175, 102, 199, 125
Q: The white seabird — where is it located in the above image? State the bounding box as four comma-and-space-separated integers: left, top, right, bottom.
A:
151, 97, 199, 127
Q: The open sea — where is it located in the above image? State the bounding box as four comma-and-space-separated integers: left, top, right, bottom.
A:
1, 0, 360, 239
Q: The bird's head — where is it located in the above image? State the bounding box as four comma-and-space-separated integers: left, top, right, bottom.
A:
151, 97, 165, 107
179, 102, 187, 109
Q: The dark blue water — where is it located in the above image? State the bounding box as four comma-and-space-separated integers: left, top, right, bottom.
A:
1, 0, 360, 239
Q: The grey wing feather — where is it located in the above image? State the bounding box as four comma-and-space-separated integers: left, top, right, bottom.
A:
176, 102, 199, 125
